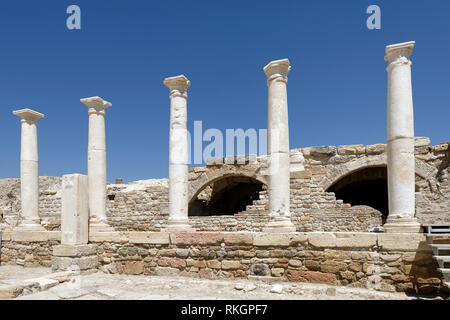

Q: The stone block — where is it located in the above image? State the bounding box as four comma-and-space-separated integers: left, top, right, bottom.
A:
10, 231, 60, 242
286, 269, 337, 285
253, 233, 291, 246
250, 263, 270, 276
377, 233, 427, 251
221, 260, 241, 270
53, 244, 97, 257
170, 232, 224, 245
207, 260, 221, 269
51, 255, 98, 272
123, 261, 144, 275
155, 266, 180, 277
0, 284, 24, 299
366, 144, 386, 154
271, 268, 284, 277
308, 233, 336, 248
337, 145, 365, 155
309, 146, 337, 157
223, 232, 253, 245
335, 233, 377, 248
127, 232, 170, 244
61, 174, 89, 245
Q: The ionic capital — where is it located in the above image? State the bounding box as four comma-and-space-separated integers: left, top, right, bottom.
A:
385, 41, 415, 70
164, 75, 190, 98
264, 58, 291, 85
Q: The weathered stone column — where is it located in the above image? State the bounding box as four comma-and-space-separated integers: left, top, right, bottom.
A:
383, 41, 421, 233
80, 96, 114, 233
13, 109, 45, 231
163, 75, 193, 231
263, 59, 296, 232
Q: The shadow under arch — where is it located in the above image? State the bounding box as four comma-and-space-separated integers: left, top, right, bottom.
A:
189, 174, 266, 216
326, 166, 389, 221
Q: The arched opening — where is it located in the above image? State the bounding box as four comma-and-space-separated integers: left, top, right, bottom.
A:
189, 176, 264, 216
326, 166, 388, 222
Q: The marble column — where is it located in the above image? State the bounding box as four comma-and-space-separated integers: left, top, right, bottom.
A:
80, 96, 114, 233
13, 108, 45, 231
383, 41, 421, 233
263, 59, 296, 232
164, 75, 194, 231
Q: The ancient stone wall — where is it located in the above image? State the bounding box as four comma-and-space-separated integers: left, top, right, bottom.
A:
0, 138, 448, 232
0, 177, 61, 231
2, 231, 445, 294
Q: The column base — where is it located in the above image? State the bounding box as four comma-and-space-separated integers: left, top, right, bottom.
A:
89, 219, 115, 233
163, 219, 195, 232
263, 216, 296, 233
383, 216, 422, 233
13, 219, 45, 231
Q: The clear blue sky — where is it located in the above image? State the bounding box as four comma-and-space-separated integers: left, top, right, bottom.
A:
0, 0, 449, 182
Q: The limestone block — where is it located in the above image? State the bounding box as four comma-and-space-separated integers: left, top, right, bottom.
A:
0, 284, 25, 299
414, 137, 431, 147
377, 233, 427, 251
51, 255, 98, 272
309, 146, 337, 157
53, 244, 97, 257
253, 233, 291, 246
308, 233, 336, 248
221, 260, 241, 270
23, 278, 59, 291
61, 174, 89, 245
123, 261, 144, 275
337, 145, 365, 155
285, 269, 337, 285
223, 232, 253, 245
434, 143, 449, 152
126, 232, 170, 244
10, 231, 60, 242
334, 233, 377, 248
169, 232, 223, 245
366, 144, 386, 154
155, 267, 180, 276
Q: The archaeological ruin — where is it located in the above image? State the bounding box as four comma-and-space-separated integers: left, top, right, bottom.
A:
1, 41, 449, 295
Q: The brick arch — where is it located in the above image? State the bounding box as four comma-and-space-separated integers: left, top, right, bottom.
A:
319, 154, 438, 191
188, 165, 267, 204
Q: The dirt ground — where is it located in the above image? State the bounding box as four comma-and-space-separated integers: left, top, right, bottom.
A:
0, 265, 447, 300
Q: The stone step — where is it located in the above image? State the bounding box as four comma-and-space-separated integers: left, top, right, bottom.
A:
438, 268, 450, 274
434, 256, 450, 268
430, 244, 450, 255
426, 225, 450, 234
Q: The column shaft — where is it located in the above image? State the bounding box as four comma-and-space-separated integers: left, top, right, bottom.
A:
80, 96, 113, 233
164, 75, 193, 231
263, 59, 296, 232
13, 109, 45, 231
384, 41, 421, 233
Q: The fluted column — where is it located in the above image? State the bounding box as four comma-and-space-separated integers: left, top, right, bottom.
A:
383, 41, 421, 233
80, 96, 114, 233
164, 75, 194, 231
13, 108, 45, 231
263, 59, 296, 232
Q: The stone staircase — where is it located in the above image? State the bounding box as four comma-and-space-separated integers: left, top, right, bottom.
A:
235, 190, 268, 216
426, 225, 450, 289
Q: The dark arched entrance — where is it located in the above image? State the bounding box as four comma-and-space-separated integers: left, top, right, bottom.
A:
326, 166, 388, 221
189, 176, 264, 216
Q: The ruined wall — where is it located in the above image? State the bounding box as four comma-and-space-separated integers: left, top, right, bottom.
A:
0, 177, 61, 231
0, 138, 449, 232
2, 231, 444, 294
